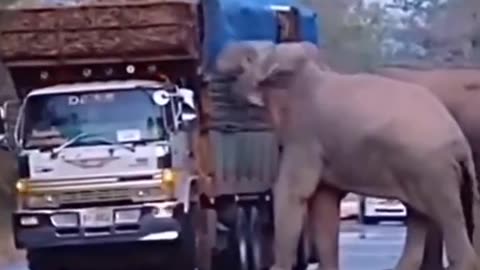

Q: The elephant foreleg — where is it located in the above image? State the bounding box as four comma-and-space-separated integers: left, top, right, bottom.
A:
271, 143, 323, 270
309, 185, 342, 270
394, 207, 428, 270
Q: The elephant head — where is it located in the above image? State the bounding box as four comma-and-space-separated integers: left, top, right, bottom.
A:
216, 41, 323, 130
216, 41, 322, 107
215, 40, 276, 106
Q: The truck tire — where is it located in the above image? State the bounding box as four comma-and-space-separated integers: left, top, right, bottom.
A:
248, 205, 271, 270
172, 204, 197, 270
27, 249, 61, 270
234, 206, 249, 270
293, 232, 309, 270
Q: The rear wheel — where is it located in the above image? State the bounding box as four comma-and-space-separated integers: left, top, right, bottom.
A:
248, 204, 274, 270
234, 206, 250, 270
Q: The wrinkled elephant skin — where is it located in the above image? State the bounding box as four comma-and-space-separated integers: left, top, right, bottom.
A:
216, 41, 480, 270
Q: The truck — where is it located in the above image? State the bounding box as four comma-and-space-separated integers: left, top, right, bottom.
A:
0, 0, 320, 269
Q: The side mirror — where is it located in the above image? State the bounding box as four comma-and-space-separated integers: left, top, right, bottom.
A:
152, 90, 171, 106
178, 88, 197, 122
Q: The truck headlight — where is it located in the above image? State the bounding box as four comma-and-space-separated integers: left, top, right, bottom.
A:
154, 169, 181, 196
26, 194, 59, 208
16, 179, 29, 194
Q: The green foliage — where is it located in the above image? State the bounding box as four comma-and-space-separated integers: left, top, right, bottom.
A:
301, 0, 480, 68
301, 0, 392, 72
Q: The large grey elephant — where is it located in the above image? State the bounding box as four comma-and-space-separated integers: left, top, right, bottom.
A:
215, 41, 480, 270
376, 66, 480, 262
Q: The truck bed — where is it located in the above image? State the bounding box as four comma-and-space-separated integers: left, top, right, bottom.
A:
0, 0, 200, 66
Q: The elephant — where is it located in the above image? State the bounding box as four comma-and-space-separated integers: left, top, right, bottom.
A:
215, 41, 480, 270
375, 67, 480, 176
375, 66, 480, 262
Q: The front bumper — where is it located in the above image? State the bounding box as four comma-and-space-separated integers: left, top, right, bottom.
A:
13, 201, 185, 250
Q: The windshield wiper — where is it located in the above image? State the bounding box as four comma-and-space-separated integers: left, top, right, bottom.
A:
50, 132, 135, 157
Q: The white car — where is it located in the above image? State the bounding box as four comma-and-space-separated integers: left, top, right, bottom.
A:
359, 196, 407, 224
340, 193, 360, 219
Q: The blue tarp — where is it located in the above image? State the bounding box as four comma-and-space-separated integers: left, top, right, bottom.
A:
201, 0, 321, 73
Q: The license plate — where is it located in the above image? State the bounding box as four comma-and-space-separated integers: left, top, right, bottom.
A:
82, 208, 113, 227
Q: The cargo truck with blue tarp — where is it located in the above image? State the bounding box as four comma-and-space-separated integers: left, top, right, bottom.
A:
0, 0, 320, 269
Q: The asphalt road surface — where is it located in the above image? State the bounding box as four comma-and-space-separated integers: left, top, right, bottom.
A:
5, 220, 406, 270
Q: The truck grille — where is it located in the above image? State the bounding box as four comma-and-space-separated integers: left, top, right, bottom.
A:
58, 189, 131, 204
56, 187, 164, 205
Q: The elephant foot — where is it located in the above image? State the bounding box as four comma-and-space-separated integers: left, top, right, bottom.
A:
444, 253, 478, 270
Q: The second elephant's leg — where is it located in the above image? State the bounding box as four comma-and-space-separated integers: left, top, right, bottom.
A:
271, 143, 323, 270
394, 207, 429, 270
421, 177, 477, 270
309, 185, 342, 270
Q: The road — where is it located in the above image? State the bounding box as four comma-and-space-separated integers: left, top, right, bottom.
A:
337, 220, 405, 270
4, 220, 406, 270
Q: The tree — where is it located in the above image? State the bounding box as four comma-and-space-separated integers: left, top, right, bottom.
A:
301, 0, 391, 72
384, 0, 480, 64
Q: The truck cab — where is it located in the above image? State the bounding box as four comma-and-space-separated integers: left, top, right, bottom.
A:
0, 0, 320, 269
0, 70, 199, 270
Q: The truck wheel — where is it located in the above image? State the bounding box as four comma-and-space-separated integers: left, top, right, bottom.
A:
213, 204, 249, 270
293, 231, 309, 270
27, 249, 60, 270
234, 206, 249, 270
172, 204, 197, 270
248, 205, 263, 270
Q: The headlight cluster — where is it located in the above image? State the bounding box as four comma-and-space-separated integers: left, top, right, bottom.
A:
16, 179, 29, 194
16, 179, 58, 208
26, 194, 59, 208
154, 168, 182, 197
15, 169, 184, 209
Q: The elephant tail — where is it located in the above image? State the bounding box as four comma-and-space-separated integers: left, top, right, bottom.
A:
459, 159, 477, 242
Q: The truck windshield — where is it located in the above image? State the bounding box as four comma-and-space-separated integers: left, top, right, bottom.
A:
22, 88, 167, 149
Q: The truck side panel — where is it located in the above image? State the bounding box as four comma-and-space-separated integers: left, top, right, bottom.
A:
209, 130, 279, 195
199, 78, 279, 196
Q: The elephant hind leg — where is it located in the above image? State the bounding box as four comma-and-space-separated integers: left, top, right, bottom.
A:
419, 171, 477, 270
394, 206, 428, 270
308, 185, 343, 270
